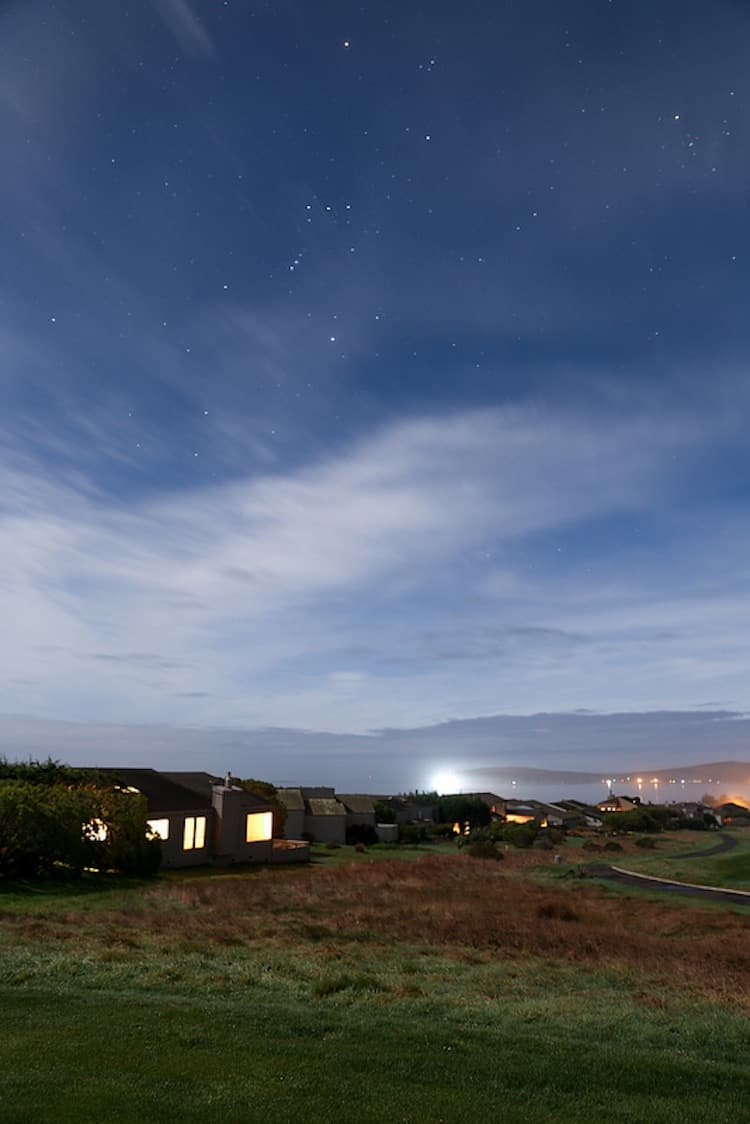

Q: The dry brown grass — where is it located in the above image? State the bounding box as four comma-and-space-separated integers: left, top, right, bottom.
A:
4, 853, 750, 1007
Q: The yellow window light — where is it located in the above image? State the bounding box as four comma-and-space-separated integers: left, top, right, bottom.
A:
246, 811, 273, 843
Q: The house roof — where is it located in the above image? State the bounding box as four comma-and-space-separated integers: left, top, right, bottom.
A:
103, 768, 211, 814
338, 794, 375, 815
307, 798, 346, 817
161, 771, 219, 800
278, 788, 305, 811
300, 786, 336, 800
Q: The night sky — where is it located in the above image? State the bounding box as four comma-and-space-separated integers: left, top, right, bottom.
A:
2, 1, 749, 789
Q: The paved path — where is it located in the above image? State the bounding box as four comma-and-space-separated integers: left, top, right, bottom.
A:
585, 852, 750, 906
584, 831, 750, 908
584, 836, 750, 903
671, 831, 737, 859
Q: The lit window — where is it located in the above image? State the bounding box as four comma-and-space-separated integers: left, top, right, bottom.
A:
147, 818, 170, 841
83, 819, 108, 842
246, 811, 273, 843
183, 815, 207, 850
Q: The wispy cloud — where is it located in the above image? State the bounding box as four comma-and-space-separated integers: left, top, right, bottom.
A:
0, 393, 739, 731
152, 0, 214, 58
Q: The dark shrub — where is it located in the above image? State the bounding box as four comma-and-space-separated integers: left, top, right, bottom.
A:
437, 795, 491, 833
537, 901, 579, 922
373, 801, 396, 824
635, 836, 657, 849
501, 822, 539, 849
346, 823, 378, 846
354, 842, 367, 853
325, 840, 341, 850
400, 823, 429, 845
582, 840, 602, 852
604, 841, 624, 852
467, 841, 503, 861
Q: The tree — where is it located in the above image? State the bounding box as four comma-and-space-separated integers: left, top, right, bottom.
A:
373, 800, 396, 824
0, 775, 161, 879
437, 795, 491, 833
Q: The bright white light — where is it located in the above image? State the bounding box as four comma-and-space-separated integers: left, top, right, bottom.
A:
431, 770, 462, 795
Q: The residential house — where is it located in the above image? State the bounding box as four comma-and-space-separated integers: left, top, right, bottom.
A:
277, 786, 349, 843
277, 787, 306, 839
555, 799, 604, 828
504, 799, 550, 826
463, 792, 507, 818
716, 802, 750, 826
338, 794, 376, 830
304, 796, 348, 843
597, 794, 638, 814
109, 768, 277, 868
373, 795, 438, 825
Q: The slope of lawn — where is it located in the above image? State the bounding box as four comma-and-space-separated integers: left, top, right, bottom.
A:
2, 852, 750, 1123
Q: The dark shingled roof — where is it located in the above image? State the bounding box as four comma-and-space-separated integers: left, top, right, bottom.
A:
307, 798, 346, 817
103, 768, 212, 813
338, 794, 375, 815
161, 771, 219, 801
278, 788, 305, 811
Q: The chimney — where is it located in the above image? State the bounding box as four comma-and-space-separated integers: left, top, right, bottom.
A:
225, 770, 232, 788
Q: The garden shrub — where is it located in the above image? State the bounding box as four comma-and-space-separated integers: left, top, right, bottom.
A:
467, 841, 503, 861
400, 823, 429, 844
346, 823, 378, 846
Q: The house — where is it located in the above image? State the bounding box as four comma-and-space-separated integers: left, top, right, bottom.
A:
372, 795, 438, 825
556, 799, 604, 828
597, 794, 638, 814
108, 768, 277, 868
304, 796, 348, 843
463, 792, 507, 818
716, 802, 750, 826
504, 799, 550, 826
277, 787, 306, 839
276, 786, 349, 843
338, 794, 376, 830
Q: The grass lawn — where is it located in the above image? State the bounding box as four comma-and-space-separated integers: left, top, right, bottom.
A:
2, 852, 750, 1122
612, 830, 750, 890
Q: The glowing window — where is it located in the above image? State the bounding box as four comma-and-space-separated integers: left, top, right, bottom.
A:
83, 819, 108, 842
183, 815, 207, 850
246, 811, 273, 843
147, 818, 170, 841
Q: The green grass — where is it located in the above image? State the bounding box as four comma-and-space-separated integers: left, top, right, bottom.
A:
3, 850, 750, 1121
614, 831, 750, 890
2, 939, 750, 1124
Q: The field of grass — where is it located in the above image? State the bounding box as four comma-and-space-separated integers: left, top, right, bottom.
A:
3, 850, 750, 1122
